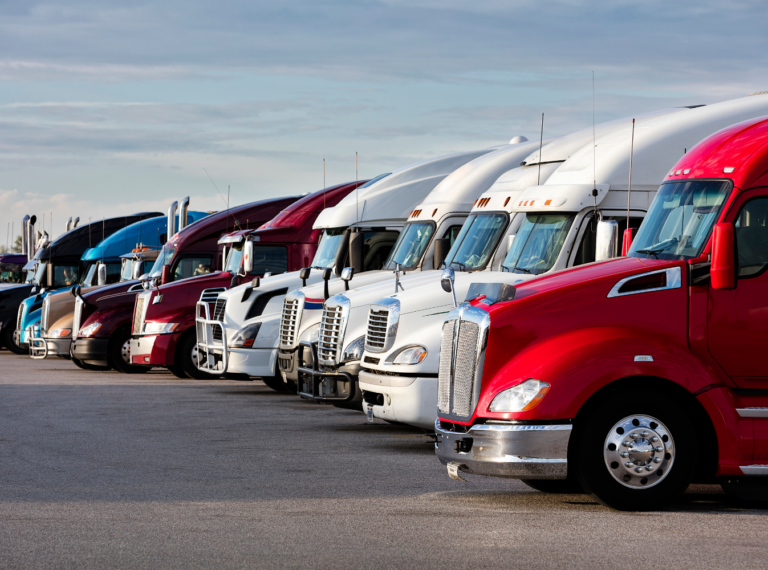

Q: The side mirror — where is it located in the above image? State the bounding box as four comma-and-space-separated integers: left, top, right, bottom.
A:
711, 222, 736, 290
433, 238, 450, 270
322, 267, 332, 300
621, 228, 634, 256
341, 267, 354, 290
348, 231, 364, 275
132, 261, 142, 280
595, 220, 619, 262
161, 265, 171, 286
242, 240, 254, 275
333, 229, 351, 277
299, 267, 311, 287
441, 267, 457, 308
97, 263, 107, 286
70, 285, 78, 297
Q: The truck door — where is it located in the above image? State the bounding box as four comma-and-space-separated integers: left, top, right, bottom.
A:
708, 192, 768, 387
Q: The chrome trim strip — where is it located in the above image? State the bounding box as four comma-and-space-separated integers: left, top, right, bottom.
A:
607, 267, 682, 298
737, 408, 768, 418
740, 465, 768, 475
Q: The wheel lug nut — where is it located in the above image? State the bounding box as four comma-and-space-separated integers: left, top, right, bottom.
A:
651, 436, 659, 442
625, 462, 634, 467
646, 465, 654, 471
654, 457, 661, 463
635, 466, 643, 473
620, 452, 629, 458
630, 433, 639, 439
622, 441, 631, 447
641, 431, 649, 437
654, 446, 663, 452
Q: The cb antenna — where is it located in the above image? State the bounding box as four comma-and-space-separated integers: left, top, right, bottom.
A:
355, 152, 359, 224
323, 158, 326, 210
627, 118, 636, 240
592, 71, 600, 221
537, 113, 544, 185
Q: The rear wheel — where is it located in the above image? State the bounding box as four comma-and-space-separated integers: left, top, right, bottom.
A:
109, 328, 150, 374
176, 332, 215, 380
573, 391, 696, 511
261, 374, 290, 392
522, 475, 584, 494
2, 325, 28, 355
168, 364, 189, 379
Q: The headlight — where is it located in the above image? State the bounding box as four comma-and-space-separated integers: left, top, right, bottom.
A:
299, 323, 321, 344
49, 328, 72, 339
386, 345, 427, 365
488, 379, 550, 412
229, 323, 262, 349
142, 322, 179, 335
341, 336, 365, 364
78, 322, 102, 337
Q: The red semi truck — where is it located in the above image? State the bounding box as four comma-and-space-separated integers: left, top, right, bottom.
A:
70, 194, 303, 375
435, 115, 768, 510
128, 181, 366, 378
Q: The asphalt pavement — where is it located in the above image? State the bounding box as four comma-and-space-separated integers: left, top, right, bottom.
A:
1, 353, 767, 569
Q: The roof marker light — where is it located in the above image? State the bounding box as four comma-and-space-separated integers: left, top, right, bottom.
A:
503, 197, 510, 207
530, 200, 535, 206
545, 199, 552, 206
723, 167, 735, 173
675, 170, 682, 175
473, 200, 477, 207
519, 201, 524, 207
683, 169, 691, 174
432, 209, 437, 216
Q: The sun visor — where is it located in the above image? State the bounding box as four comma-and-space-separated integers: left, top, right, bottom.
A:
511, 184, 610, 212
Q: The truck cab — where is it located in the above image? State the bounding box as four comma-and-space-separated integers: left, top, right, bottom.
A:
0, 254, 27, 284
27, 202, 211, 361
194, 148, 495, 387
70, 196, 298, 374
434, 114, 768, 510
129, 182, 366, 379
359, 93, 768, 431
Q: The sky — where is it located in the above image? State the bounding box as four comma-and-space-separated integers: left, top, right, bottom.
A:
2, 0, 768, 247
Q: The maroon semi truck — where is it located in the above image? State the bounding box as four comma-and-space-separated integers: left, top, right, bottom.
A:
434, 116, 768, 510
128, 181, 366, 378
70, 194, 301, 375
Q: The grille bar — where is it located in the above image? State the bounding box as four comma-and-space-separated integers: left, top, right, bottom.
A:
278, 296, 301, 348
133, 297, 145, 335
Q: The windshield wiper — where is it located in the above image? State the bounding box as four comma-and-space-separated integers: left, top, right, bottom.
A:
514, 267, 533, 274
636, 237, 678, 258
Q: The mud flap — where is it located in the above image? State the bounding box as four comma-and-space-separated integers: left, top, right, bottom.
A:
447, 462, 467, 482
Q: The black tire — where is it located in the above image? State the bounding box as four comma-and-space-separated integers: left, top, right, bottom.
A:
260, 372, 290, 392
2, 325, 28, 355
168, 364, 189, 379
573, 391, 696, 511
109, 328, 150, 374
522, 475, 584, 494
72, 357, 111, 372
176, 332, 214, 380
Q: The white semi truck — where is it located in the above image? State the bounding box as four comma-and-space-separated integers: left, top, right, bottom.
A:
195, 146, 500, 387
275, 123, 638, 408
356, 93, 768, 429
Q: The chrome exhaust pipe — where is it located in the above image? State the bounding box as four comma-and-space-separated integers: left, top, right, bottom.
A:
167, 201, 178, 240
66, 217, 73, 232
179, 196, 190, 231
73, 217, 80, 228
21, 215, 29, 258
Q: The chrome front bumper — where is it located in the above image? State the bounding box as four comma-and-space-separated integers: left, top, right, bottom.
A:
434, 419, 571, 480
30, 336, 71, 359
295, 341, 360, 402
195, 300, 228, 374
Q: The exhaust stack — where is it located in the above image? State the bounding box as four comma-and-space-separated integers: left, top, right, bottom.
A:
21, 215, 29, 258
66, 217, 73, 232
73, 217, 80, 228
179, 197, 190, 231
167, 201, 178, 240
27, 215, 37, 259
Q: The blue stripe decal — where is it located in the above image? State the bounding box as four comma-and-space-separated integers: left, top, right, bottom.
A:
304, 302, 323, 310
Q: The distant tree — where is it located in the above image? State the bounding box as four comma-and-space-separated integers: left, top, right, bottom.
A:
11, 235, 22, 253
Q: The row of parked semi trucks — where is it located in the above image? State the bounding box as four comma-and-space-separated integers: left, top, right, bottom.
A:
3, 92, 768, 510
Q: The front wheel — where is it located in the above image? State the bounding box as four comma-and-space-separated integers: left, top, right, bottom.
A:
176, 332, 216, 380
109, 328, 150, 374
2, 325, 28, 355
573, 392, 696, 511
522, 475, 583, 494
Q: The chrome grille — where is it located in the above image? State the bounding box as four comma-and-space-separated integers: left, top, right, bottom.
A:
212, 299, 227, 341
436, 305, 489, 419
133, 296, 145, 335
365, 308, 388, 351
278, 294, 303, 349
73, 297, 83, 338
40, 296, 50, 334
201, 287, 225, 303
437, 320, 456, 413
317, 295, 350, 366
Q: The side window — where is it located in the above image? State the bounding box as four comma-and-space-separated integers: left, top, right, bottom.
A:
735, 197, 768, 278
250, 245, 288, 275
442, 225, 463, 247
174, 256, 213, 281
574, 216, 643, 266
362, 231, 399, 271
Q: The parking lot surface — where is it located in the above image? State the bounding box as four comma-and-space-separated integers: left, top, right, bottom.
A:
1, 353, 768, 569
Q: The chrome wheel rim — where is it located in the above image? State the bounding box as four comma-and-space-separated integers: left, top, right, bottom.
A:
191, 345, 199, 367
121, 340, 131, 364
603, 414, 675, 489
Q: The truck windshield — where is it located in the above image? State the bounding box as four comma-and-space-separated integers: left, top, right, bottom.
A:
82, 264, 97, 285
384, 222, 435, 270
148, 244, 177, 276
224, 243, 244, 273
630, 180, 732, 261
502, 214, 575, 275
444, 213, 507, 271
120, 259, 134, 281
311, 228, 347, 268
51, 265, 79, 288
31, 262, 47, 285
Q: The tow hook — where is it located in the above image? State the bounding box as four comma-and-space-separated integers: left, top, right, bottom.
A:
455, 437, 473, 454
447, 462, 467, 482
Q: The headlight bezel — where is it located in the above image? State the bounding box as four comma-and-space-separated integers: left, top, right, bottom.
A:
299, 323, 321, 344
488, 379, 550, 413
48, 328, 72, 339
228, 322, 262, 349
385, 344, 428, 365
341, 335, 365, 364
78, 322, 102, 337
142, 322, 180, 335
